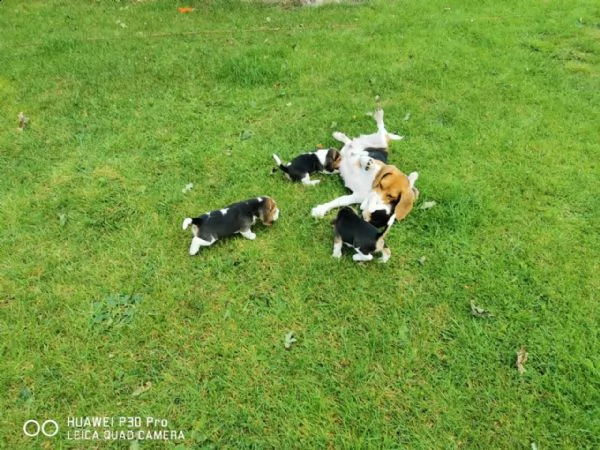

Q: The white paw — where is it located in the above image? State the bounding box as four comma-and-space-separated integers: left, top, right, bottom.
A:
241, 231, 256, 240
407, 171, 419, 188
353, 253, 373, 262
332, 250, 342, 258
311, 205, 327, 218
189, 238, 201, 256
302, 177, 320, 186
332, 131, 350, 144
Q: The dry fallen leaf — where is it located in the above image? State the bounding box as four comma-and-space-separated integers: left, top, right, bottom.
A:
178, 7, 194, 13
284, 331, 297, 350
516, 347, 528, 374
470, 301, 493, 318
132, 381, 152, 397
18, 112, 29, 131
418, 201, 437, 210
239, 129, 253, 141
58, 213, 68, 227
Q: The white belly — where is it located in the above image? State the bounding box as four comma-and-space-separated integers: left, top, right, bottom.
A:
339, 151, 377, 199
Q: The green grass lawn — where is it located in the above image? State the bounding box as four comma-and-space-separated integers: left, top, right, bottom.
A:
1, 0, 599, 448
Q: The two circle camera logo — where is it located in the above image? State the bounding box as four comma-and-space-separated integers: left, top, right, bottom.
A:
23, 420, 59, 438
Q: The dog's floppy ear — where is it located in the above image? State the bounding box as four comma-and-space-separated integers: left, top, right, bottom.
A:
372, 165, 396, 191
372, 166, 416, 221
331, 149, 342, 169
260, 197, 278, 225
394, 187, 416, 221
372, 165, 405, 201
325, 148, 342, 171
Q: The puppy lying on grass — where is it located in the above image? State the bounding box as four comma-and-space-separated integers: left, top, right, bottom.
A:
272, 148, 341, 185
182, 196, 279, 255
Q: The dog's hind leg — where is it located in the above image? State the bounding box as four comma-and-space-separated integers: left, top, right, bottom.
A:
189, 236, 216, 255
363, 107, 403, 146
379, 247, 391, 263
332, 236, 343, 258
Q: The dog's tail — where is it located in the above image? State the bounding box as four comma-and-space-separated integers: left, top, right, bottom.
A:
272, 154, 290, 175
182, 218, 193, 230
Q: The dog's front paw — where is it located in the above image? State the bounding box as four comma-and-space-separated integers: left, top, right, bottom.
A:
332, 131, 350, 144
311, 205, 328, 218
189, 238, 202, 256
303, 179, 320, 186
353, 253, 374, 262
241, 230, 256, 240
332, 249, 342, 258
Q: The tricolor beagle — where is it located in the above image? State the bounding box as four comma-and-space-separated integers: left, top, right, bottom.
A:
182, 196, 279, 255
361, 171, 419, 228
331, 206, 395, 262
311, 107, 418, 225
272, 148, 341, 185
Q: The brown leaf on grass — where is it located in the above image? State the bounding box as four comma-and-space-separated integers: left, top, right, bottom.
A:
418, 201, 437, 210
132, 381, 152, 397
18, 112, 29, 131
470, 301, 493, 318
178, 7, 194, 13
516, 347, 528, 374
284, 331, 297, 350
239, 129, 253, 141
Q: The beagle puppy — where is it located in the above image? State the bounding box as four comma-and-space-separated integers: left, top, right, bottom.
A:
182, 196, 279, 255
272, 148, 341, 185
312, 107, 418, 225
331, 206, 395, 262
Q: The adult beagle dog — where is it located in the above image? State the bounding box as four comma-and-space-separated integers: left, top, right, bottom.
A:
182, 196, 279, 255
311, 107, 418, 225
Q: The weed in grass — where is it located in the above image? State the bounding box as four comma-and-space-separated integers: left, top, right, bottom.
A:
90, 293, 143, 331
